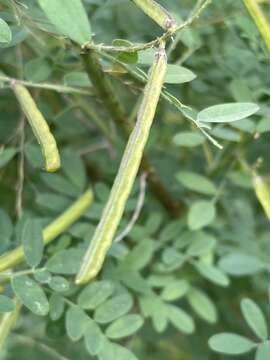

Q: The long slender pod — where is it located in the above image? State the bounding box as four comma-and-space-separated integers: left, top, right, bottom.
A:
253, 174, 270, 220
243, 0, 270, 53
76, 44, 167, 285
12, 82, 61, 172
0, 189, 93, 272
0, 299, 21, 350
132, 0, 176, 30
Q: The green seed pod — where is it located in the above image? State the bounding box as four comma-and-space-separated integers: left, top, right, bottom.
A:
244, 0, 270, 53
132, 0, 177, 30
0, 189, 93, 272
76, 44, 167, 285
12, 82, 61, 172
253, 175, 270, 220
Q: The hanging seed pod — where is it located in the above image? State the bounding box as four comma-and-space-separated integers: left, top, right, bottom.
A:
253, 174, 270, 220
243, 0, 270, 53
132, 0, 177, 30
0, 189, 93, 272
76, 43, 167, 285
12, 82, 61, 172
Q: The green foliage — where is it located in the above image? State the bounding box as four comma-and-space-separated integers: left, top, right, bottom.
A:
0, 0, 270, 359
209, 295, 270, 359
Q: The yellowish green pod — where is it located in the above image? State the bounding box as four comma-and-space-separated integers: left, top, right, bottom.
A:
244, 0, 270, 53
132, 0, 176, 30
253, 175, 270, 220
12, 82, 61, 172
76, 44, 167, 285
0, 189, 93, 272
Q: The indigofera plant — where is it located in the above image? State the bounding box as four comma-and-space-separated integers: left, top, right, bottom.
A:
76, 44, 167, 284
0, 0, 270, 359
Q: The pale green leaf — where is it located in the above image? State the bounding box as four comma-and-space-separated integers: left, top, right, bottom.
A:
38, 0, 91, 44
94, 293, 133, 324
241, 298, 268, 340
0, 19, 12, 43
173, 131, 205, 147
198, 103, 259, 123
105, 314, 144, 339
78, 280, 115, 310
188, 201, 216, 230
176, 171, 217, 195
209, 333, 256, 354
165, 64, 196, 84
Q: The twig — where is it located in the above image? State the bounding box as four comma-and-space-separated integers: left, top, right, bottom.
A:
15, 115, 25, 218
83, 0, 212, 53
115, 172, 147, 242
0, 75, 92, 95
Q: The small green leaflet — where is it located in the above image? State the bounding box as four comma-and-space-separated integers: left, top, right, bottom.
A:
49, 293, 65, 321
78, 280, 115, 310
46, 248, 84, 274
256, 342, 270, 360
38, 0, 91, 45
105, 314, 144, 339
49, 276, 70, 292
94, 293, 133, 324
240, 298, 268, 341
167, 304, 195, 334
12, 275, 49, 316
161, 280, 189, 301
0, 18, 12, 43
197, 103, 259, 123
65, 306, 89, 341
84, 320, 103, 356
218, 253, 265, 276
176, 171, 217, 195
22, 219, 44, 268
209, 333, 256, 355
164, 64, 196, 84
188, 201, 216, 230
187, 287, 217, 324
173, 132, 205, 147
99, 340, 139, 360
